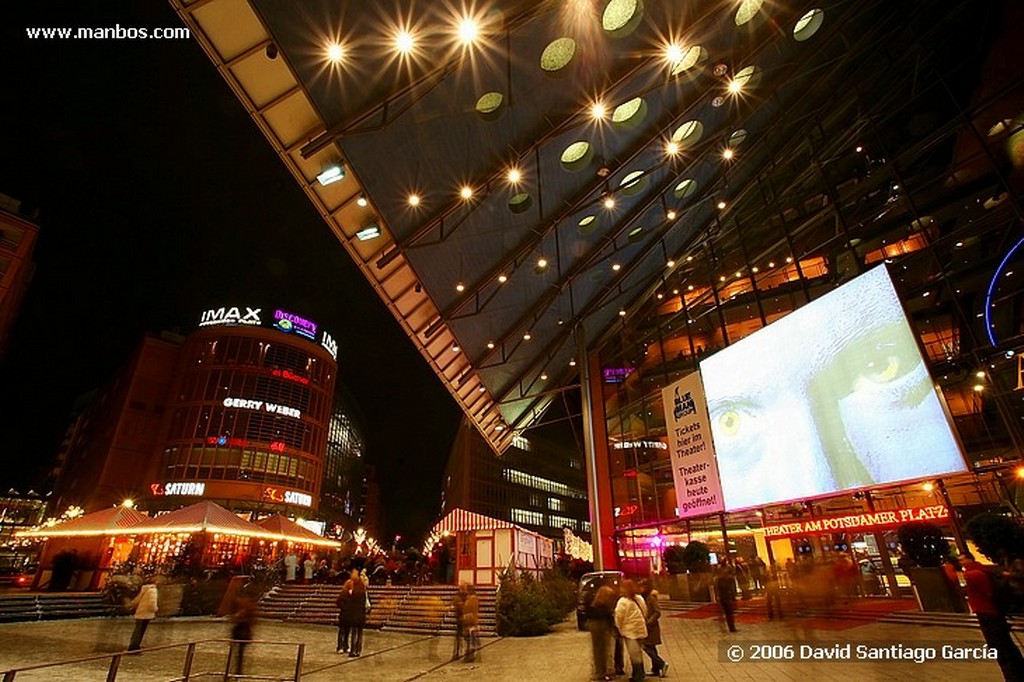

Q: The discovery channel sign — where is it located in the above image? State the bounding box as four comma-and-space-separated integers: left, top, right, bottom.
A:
197, 305, 338, 361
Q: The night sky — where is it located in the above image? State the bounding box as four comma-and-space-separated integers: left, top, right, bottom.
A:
0, 2, 462, 542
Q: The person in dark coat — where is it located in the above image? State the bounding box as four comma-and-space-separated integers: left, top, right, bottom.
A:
640, 579, 668, 677
960, 553, 1024, 681
588, 584, 619, 681
339, 570, 368, 657
230, 595, 257, 675
716, 563, 738, 632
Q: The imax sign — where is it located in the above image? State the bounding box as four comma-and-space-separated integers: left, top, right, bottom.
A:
199, 306, 262, 327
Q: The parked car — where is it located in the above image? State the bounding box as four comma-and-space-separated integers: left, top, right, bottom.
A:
576, 570, 624, 630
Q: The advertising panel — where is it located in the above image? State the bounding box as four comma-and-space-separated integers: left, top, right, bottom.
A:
661, 371, 725, 518
699, 265, 966, 511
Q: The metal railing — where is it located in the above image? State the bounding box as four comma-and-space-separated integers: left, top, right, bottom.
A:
1, 639, 305, 682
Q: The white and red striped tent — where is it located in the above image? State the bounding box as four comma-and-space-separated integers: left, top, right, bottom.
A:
430, 508, 519, 535
17, 505, 150, 538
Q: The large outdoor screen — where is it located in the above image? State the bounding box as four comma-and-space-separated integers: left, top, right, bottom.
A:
698, 265, 966, 511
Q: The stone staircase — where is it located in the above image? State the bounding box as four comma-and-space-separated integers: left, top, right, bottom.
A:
258, 584, 497, 635
0, 592, 114, 622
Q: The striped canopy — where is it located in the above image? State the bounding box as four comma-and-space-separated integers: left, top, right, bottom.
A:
17, 505, 150, 538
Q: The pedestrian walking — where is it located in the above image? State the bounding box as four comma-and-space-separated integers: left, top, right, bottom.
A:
639, 579, 668, 677
230, 595, 257, 676
959, 553, 1024, 681
452, 583, 467, 660
613, 579, 648, 682
303, 554, 315, 584
765, 567, 783, 621
587, 584, 618, 681
284, 551, 298, 583
460, 584, 480, 662
715, 564, 738, 632
126, 577, 159, 651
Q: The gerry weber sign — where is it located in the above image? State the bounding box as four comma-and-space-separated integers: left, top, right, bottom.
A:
223, 398, 301, 419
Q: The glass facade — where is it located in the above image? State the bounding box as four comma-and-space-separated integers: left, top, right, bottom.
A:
159, 326, 335, 512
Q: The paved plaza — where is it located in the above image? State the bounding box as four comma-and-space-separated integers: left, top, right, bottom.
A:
0, 603, 1011, 682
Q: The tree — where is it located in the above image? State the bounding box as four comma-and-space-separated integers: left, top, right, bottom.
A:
896, 521, 950, 568
966, 512, 1024, 565
680, 540, 711, 573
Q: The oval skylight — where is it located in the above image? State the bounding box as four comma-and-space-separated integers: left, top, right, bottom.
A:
508, 192, 532, 213
627, 226, 645, 242
793, 9, 824, 41
602, 0, 644, 37
674, 178, 697, 200
733, 65, 757, 88
619, 170, 647, 195
670, 120, 704, 148
475, 92, 504, 115
561, 140, 593, 171
728, 129, 748, 146
578, 215, 597, 234
735, 0, 764, 26
541, 38, 577, 72
612, 97, 646, 126
670, 46, 705, 76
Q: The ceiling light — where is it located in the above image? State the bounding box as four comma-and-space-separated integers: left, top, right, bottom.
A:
768, 261, 775, 268
569, 358, 577, 367
326, 43, 344, 63
451, 342, 460, 352
735, 271, 742, 278
457, 17, 479, 45
667, 260, 675, 268
976, 371, 985, 379
603, 196, 615, 210
495, 424, 505, 431
356, 194, 368, 207
612, 263, 621, 271
1016, 467, 1024, 480
540, 373, 548, 380
487, 341, 495, 349
665, 140, 680, 156
619, 309, 626, 316
786, 256, 793, 263
955, 241, 964, 247
590, 102, 607, 120
973, 384, 985, 392
719, 275, 726, 282
316, 164, 345, 186
407, 193, 421, 206
537, 257, 548, 269
396, 31, 415, 54
672, 289, 679, 295
656, 293, 663, 299
855, 145, 864, 153
460, 185, 474, 200
722, 148, 735, 160
355, 224, 381, 241
665, 43, 685, 65
922, 482, 934, 492
456, 282, 465, 292
922, 291, 930, 297
507, 167, 522, 183
686, 256, 693, 262
479, 386, 486, 392
717, 200, 726, 209
498, 274, 508, 283
751, 266, 759, 273
666, 210, 677, 220
687, 285, 693, 290
727, 79, 743, 94
523, 331, 532, 341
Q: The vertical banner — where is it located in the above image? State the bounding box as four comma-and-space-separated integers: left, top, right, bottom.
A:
661, 371, 724, 518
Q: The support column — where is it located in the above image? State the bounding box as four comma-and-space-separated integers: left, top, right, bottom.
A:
579, 330, 617, 570
936, 479, 969, 554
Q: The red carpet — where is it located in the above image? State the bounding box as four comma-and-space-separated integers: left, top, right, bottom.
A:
669, 598, 919, 631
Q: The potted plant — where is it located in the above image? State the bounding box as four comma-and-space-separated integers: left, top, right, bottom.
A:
965, 511, 1024, 566
680, 541, 713, 602
663, 545, 689, 600
896, 521, 957, 612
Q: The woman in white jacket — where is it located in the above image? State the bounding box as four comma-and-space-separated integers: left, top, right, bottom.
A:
614, 580, 648, 682
127, 578, 159, 651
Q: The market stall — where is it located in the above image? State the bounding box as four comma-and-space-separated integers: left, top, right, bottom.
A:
431, 508, 554, 586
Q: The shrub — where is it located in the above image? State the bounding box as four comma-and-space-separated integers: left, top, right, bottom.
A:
497, 571, 566, 636
540, 570, 577, 620
179, 577, 230, 616
664, 546, 686, 575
